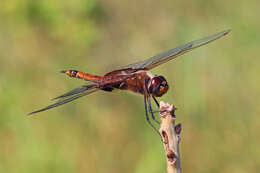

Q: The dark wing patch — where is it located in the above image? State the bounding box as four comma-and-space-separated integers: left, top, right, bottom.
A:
29, 85, 99, 115
120, 29, 230, 70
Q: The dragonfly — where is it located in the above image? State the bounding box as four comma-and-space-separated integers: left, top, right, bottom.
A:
29, 30, 230, 132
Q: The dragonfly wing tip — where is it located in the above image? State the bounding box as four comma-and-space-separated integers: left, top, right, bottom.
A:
28, 111, 36, 116
223, 29, 231, 35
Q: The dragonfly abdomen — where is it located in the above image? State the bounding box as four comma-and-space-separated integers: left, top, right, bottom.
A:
61, 70, 103, 83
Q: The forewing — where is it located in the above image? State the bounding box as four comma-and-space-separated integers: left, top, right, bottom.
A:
29, 85, 99, 115
120, 29, 230, 70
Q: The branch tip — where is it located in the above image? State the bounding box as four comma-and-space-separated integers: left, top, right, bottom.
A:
159, 101, 182, 173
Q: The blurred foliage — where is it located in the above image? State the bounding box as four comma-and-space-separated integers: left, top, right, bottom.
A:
0, 0, 259, 173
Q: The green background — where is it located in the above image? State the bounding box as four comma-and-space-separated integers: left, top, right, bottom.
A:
0, 0, 259, 172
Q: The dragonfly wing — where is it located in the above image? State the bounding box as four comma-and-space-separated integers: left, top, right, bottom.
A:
51, 84, 96, 100
29, 85, 99, 115
120, 29, 230, 70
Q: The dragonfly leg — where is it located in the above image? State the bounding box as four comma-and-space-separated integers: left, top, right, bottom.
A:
152, 95, 160, 108
144, 96, 161, 136
148, 96, 160, 124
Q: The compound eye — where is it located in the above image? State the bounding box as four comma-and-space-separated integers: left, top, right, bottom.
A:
148, 76, 169, 97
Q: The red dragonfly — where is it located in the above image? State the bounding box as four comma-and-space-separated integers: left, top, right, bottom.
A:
30, 30, 230, 131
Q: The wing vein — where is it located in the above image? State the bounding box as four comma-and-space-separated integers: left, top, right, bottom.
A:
119, 29, 230, 70
29, 85, 99, 115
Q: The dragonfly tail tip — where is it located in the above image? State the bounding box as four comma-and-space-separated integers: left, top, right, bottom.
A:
60, 70, 67, 73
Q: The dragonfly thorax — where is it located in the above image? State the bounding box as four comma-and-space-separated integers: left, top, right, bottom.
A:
147, 75, 169, 97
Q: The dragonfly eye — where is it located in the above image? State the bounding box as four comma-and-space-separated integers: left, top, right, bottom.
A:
148, 76, 169, 97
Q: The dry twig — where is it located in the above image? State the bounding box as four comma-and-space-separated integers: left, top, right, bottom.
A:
159, 101, 182, 173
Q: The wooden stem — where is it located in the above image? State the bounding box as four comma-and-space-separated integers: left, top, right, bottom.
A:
159, 101, 182, 173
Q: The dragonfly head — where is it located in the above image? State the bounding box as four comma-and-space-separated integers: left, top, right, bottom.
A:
148, 76, 169, 97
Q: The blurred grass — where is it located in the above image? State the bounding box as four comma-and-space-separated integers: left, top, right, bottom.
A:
0, 0, 259, 173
